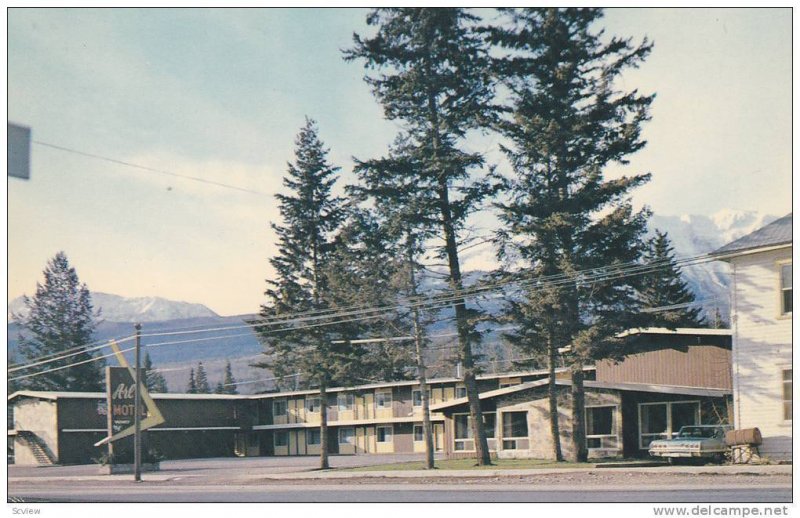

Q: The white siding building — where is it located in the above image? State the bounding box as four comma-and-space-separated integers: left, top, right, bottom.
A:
714, 214, 792, 461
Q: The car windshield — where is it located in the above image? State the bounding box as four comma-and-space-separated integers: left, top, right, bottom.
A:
676, 426, 723, 439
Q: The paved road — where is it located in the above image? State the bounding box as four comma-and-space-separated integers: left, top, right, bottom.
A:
8, 483, 792, 503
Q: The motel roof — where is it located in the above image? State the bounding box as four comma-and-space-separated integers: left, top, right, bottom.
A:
430, 379, 731, 412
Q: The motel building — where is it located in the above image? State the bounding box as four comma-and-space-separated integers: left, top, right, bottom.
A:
8, 328, 733, 465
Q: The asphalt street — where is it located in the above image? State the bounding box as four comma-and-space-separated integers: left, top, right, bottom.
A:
8, 455, 793, 504
8, 483, 792, 503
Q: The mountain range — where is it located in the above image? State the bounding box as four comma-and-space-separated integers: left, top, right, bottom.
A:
8, 209, 780, 394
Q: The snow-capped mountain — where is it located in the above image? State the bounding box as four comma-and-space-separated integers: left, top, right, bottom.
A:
648, 209, 780, 322
8, 292, 218, 323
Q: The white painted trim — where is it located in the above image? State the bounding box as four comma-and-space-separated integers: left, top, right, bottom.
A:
252, 415, 445, 431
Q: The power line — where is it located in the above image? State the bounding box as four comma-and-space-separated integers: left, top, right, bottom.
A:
8, 252, 723, 377
33, 140, 272, 197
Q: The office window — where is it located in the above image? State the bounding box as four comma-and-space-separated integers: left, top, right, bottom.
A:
274, 431, 288, 447
273, 399, 287, 417
339, 427, 355, 444
455, 387, 467, 399
413, 425, 424, 442
482, 412, 496, 439
306, 397, 321, 413
375, 391, 392, 409
586, 406, 618, 449
376, 426, 393, 443
781, 264, 792, 314
412, 389, 430, 407
307, 429, 321, 445
783, 369, 792, 421
338, 393, 354, 411
502, 412, 528, 438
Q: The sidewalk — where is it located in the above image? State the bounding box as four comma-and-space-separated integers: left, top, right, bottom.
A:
251, 463, 793, 480
9, 462, 790, 484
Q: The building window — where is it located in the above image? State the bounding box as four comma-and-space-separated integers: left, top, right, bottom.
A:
339, 427, 355, 444
375, 391, 392, 409
783, 369, 792, 421
483, 412, 496, 439
412, 389, 430, 407
274, 431, 288, 447
586, 406, 619, 449
501, 411, 528, 450
273, 399, 287, 417
413, 425, 424, 442
781, 264, 792, 314
455, 387, 467, 399
639, 401, 700, 449
338, 393, 354, 411
454, 414, 472, 451
306, 397, 321, 413
376, 426, 393, 443
502, 412, 528, 438
307, 429, 321, 445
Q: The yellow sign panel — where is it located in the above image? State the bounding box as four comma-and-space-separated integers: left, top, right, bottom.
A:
94, 340, 165, 447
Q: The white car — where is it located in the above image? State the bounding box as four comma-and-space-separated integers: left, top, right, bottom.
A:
648, 425, 733, 464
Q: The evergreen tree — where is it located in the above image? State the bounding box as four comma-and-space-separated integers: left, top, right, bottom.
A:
254, 118, 356, 470
195, 362, 211, 394
321, 209, 417, 383
488, 8, 654, 462
186, 368, 197, 394
640, 230, 706, 327
219, 360, 238, 395
346, 7, 500, 466
144, 352, 168, 393
15, 252, 103, 391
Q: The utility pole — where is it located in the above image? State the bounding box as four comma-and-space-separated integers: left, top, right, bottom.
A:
134, 323, 142, 482
407, 237, 434, 469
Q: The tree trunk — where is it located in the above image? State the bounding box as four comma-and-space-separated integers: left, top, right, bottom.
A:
319, 383, 329, 470
570, 362, 587, 463
548, 334, 564, 461
437, 180, 490, 466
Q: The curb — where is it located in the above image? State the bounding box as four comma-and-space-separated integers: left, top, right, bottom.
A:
253, 464, 792, 481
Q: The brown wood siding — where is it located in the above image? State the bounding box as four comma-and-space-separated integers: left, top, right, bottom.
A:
595, 344, 732, 389
393, 423, 414, 453
395, 386, 413, 417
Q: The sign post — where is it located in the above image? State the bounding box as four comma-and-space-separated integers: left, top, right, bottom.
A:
134, 323, 142, 482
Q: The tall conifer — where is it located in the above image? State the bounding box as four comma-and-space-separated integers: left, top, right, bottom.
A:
346, 7, 499, 466
255, 118, 353, 470
15, 252, 103, 391
489, 8, 654, 462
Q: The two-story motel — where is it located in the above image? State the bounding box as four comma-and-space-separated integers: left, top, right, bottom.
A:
9, 328, 733, 465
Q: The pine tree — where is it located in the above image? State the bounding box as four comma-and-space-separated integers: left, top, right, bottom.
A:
144, 352, 168, 393
346, 7, 500, 466
195, 362, 211, 394
15, 252, 103, 391
254, 118, 355, 470
219, 360, 238, 395
186, 368, 197, 394
488, 8, 654, 462
640, 231, 707, 328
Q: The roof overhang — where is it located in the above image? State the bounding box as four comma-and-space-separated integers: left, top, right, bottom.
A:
712, 243, 792, 262
430, 379, 730, 412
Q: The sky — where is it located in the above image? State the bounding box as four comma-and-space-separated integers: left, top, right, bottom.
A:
6, 8, 793, 317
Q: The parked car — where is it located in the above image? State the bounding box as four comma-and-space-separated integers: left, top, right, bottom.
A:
648, 425, 733, 464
